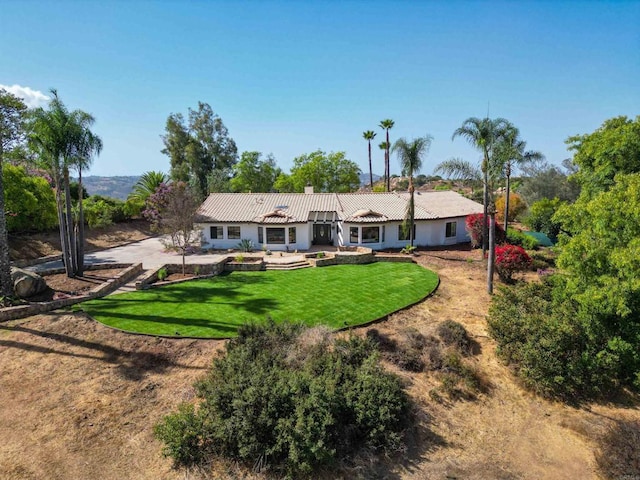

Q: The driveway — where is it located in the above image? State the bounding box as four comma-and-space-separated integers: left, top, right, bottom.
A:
32, 236, 228, 271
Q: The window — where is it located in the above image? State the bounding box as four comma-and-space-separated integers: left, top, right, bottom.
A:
266, 227, 285, 244
382, 225, 385, 242
258, 227, 263, 243
362, 226, 380, 243
210, 226, 223, 239
288, 227, 296, 244
398, 224, 415, 241
227, 226, 241, 239
350, 226, 359, 243
446, 221, 457, 238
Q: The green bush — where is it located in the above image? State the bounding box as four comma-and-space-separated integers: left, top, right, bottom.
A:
523, 198, 564, 242
155, 321, 410, 477
487, 277, 635, 400
83, 195, 129, 228
3, 163, 57, 232
237, 238, 254, 252
157, 267, 168, 281
506, 228, 539, 250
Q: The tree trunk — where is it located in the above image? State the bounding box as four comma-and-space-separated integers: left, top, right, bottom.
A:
482, 158, 489, 261
487, 209, 496, 294
504, 169, 511, 232
368, 141, 373, 191
63, 166, 77, 277
385, 130, 390, 191
0, 154, 14, 298
77, 167, 85, 276
53, 172, 72, 276
409, 179, 415, 247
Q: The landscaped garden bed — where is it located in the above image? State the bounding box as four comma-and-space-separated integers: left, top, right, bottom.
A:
79, 262, 439, 338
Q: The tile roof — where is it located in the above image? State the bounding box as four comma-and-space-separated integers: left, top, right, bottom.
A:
196, 191, 482, 224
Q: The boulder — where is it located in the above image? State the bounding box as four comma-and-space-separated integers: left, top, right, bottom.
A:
10, 267, 48, 298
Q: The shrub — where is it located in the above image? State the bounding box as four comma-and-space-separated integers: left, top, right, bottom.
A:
83, 195, 129, 228
487, 278, 629, 400
495, 193, 527, 222
595, 419, 640, 480
494, 244, 532, 282
436, 320, 472, 355
237, 238, 254, 252
155, 321, 410, 477
157, 267, 168, 281
234, 254, 244, 263
465, 213, 506, 248
506, 228, 539, 250
316, 251, 325, 258
401, 244, 417, 254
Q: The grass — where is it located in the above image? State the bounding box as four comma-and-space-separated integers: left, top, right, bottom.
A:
79, 263, 439, 338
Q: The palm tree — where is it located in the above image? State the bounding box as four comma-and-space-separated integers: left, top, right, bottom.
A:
379, 119, 394, 191
128, 171, 169, 203
494, 127, 544, 230
378, 141, 389, 189
392, 135, 432, 247
434, 157, 483, 193
452, 117, 510, 257
362, 131, 377, 190
0, 89, 28, 298
28, 90, 101, 277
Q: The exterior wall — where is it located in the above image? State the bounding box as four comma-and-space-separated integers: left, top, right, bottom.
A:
198, 222, 311, 251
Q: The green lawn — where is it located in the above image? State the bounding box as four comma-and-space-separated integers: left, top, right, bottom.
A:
79, 262, 439, 338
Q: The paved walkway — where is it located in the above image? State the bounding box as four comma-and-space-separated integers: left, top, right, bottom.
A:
31, 237, 229, 272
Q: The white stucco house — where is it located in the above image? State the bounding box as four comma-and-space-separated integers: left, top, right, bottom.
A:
195, 187, 483, 251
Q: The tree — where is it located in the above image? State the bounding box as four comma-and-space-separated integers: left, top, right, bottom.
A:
434, 157, 483, 197
230, 151, 281, 192
392, 135, 432, 247
162, 102, 238, 199
27, 90, 101, 277
128, 171, 169, 203
379, 119, 394, 191
519, 159, 580, 205
362, 130, 377, 190
279, 150, 361, 193
158, 182, 200, 275
0, 89, 28, 298
494, 126, 544, 230
523, 197, 564, 242
452, 117, 511, 257
565, 115, 640, 198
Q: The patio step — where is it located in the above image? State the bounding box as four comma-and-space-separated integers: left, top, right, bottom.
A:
264, 261, 311, 271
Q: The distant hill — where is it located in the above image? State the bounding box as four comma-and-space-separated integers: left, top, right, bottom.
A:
79, 176, 140, 200
359, 173, 381, 187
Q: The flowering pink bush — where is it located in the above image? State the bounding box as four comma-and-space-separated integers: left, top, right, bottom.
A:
465, 213, 506, 248
495, 244, 532, 282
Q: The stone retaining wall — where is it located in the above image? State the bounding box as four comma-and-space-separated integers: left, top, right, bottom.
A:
135, 261, 228, 290
0, 263, 143, 322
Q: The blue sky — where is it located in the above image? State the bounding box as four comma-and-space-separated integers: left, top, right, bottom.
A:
2, 0, 639, 177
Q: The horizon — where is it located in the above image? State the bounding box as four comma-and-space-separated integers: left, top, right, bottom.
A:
2, 1, 639, 178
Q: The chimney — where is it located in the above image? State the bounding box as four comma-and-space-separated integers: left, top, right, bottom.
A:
304, 184, 314, 194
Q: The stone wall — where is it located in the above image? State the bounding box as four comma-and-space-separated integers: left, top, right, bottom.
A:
0, 263, 143, 322
135, 261, 228, 290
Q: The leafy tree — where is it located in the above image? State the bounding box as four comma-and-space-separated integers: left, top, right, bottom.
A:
379, 119, 394, 191
493, 126, 544, 230
230, 151, 281, 192
519, 159, 580, 205
279, 150, 361, 193
27, 90, 102, 277
392, 135, 432, 246
566, 115, 640, 197
162, 102, 238, 198
362, 130, 377, 190
523, 197, 564, 241
0, 89, 28, 297
452, 117, 511, 257
495, 192, 526, 223
3, 163, 57, 232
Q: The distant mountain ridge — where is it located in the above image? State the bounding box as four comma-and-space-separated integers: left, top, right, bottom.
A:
359, 173, 381, 186
79, 175, 141, 200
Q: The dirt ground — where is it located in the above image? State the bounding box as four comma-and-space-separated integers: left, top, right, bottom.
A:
1, 237, 638, 479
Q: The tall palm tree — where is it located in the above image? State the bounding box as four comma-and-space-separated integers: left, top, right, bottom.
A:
392, 135, 432, 247
379, 119, 394, 191
0, 89, 28, 298
362, 130, 377, 190
452, 117, 510, 257
378, 141, 389, 189
494, 127, 544, 230
28, 90, 101, 277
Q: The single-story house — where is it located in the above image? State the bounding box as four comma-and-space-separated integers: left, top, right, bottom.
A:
195, 187, 483, 251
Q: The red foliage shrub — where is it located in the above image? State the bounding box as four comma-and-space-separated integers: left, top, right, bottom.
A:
465, 213, 506, 248
495, 244, 532, 282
